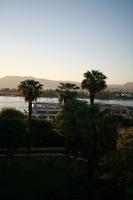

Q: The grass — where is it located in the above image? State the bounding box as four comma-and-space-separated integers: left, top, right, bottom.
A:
0, 156, 88, 200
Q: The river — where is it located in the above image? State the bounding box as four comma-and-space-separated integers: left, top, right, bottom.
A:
0, 96, 132, 112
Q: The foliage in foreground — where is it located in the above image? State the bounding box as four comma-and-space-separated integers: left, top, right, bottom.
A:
100, 127, 133, 199
0, 108, 26, 149
31, 119, 64, 147
0, 157, 88, 200
55, 99, 121, 199
0, 156, 129, 200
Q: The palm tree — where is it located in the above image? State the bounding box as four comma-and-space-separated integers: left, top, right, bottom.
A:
81, 70, 107, 106
56, 82, 79, 105
18, 79, 43, 145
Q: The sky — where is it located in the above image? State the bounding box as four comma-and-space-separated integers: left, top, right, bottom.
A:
0, 0, 133, 84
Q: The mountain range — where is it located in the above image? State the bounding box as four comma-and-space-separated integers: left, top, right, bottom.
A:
0, 76, 133, 91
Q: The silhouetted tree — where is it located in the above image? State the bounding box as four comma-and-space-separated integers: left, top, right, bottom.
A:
18, 80, 43, 146
81, 70, 107, 106
55, 100, 119, 198
56, 82, 79, 105
55, 99, 90, 173
0, 108, 26, 167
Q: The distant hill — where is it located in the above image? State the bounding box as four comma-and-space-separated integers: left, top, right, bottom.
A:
0, 76, 132, 91
123, 82, 133, 91
108, 82, 133, 91
0, 76, 80, 90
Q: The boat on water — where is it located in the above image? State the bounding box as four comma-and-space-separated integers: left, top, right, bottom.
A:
32, 102, 61, 120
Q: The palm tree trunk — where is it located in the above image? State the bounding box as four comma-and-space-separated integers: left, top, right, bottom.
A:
87, 158, 96, 200
6, 146, 11, 169
90, 94, 95, 106
87, 133, 98, 199
73, 151, 78, 175
28, 101, 32, 156
65, 139, 71, 160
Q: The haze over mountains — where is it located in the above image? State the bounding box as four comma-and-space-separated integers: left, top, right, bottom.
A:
0, 76, 133, 91
0, 76, 80, 90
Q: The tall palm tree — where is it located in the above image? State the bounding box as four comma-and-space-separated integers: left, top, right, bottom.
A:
81, 70, 107, 106
18, 79, 43, 145
80, 106, 119, 198
56, 82, 79, 105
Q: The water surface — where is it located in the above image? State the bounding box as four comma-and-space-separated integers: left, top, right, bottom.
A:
0, 96, 132, 112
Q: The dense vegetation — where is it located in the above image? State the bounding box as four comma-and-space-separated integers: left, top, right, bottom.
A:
0, 72, 133, 199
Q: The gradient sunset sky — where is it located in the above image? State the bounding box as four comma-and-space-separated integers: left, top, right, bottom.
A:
0, 0, 133, 84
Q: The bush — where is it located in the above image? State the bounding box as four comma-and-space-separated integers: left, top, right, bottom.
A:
31, 119, 64, 147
